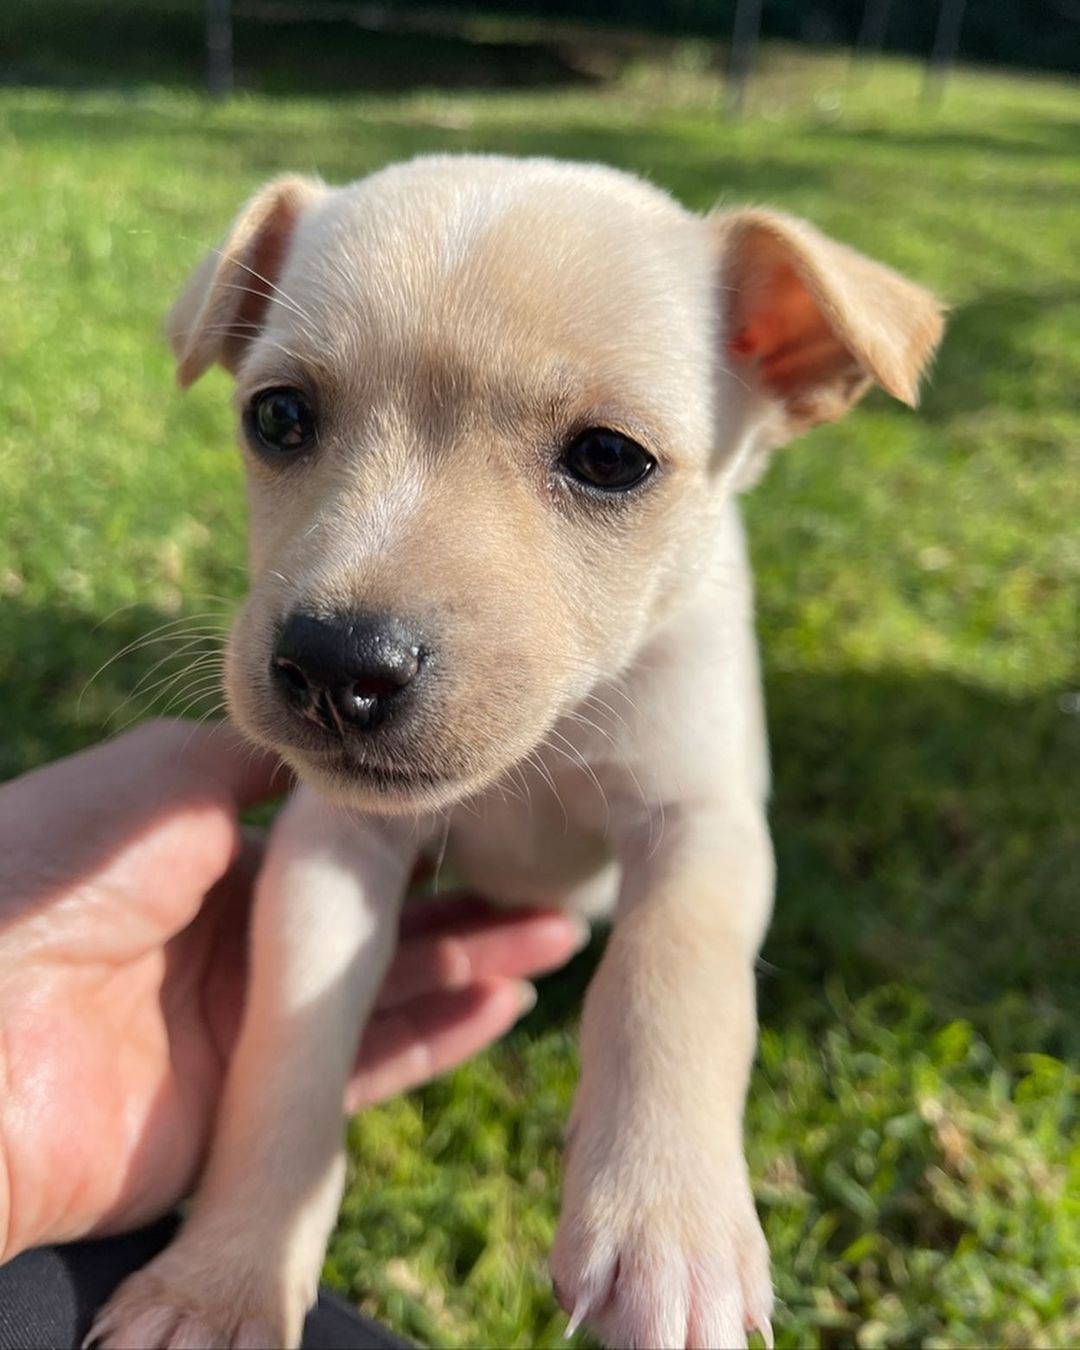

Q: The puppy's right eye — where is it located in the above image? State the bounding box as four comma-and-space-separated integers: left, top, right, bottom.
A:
247, 388, 317, 456
559, 428, 656, 493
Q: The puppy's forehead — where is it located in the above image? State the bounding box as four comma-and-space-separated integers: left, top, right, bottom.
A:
266, 158, 715, 413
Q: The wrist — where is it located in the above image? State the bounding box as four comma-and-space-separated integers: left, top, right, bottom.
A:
0, 1043, 11, 1264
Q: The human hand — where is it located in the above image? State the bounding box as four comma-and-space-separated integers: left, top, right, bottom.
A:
0, 720, 586, 1264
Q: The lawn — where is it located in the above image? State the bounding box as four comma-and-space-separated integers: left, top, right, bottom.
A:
1, 17, 1078, 1348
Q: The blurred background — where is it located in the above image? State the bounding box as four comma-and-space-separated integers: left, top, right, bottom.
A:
1, 2, 1078, 1346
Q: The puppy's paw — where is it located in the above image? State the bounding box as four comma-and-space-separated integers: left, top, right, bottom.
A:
84, 1249, 307, 1350
551, 1139, 772, 1350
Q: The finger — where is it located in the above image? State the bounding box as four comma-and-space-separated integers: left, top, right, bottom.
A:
379, 906, 589, 1009
203, 825, 267, 943
0, 722, 282, 955
346, 978, 537, 1111
398, 892, 519, 937
161, 719, 293, 810
121, 723, 287, 909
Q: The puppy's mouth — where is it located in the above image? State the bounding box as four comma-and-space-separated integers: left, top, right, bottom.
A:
266, 731, 465, 809
316, 750, 447, 791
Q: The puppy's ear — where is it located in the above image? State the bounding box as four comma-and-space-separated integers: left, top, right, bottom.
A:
166, 175, 324, 389
712, 209, 944, 443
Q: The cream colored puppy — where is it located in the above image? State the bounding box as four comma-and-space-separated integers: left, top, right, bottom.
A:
89, 155, 942, 1350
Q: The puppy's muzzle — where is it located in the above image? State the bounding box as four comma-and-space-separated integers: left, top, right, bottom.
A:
272, 611, 427, 736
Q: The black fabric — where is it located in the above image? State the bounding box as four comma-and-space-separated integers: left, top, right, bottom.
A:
0, 1218, 411, 1350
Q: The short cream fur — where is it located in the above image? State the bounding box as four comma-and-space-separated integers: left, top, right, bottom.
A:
89, 155, 943, 1350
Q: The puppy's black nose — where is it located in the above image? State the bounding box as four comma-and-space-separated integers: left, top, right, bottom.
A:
272, 612, 425, 734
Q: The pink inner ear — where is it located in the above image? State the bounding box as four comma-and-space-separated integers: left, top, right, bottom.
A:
727, 260, 860, 404
220, 198, 304, 372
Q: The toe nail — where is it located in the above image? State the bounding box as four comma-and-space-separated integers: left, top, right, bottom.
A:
565, 1294, 593, 1339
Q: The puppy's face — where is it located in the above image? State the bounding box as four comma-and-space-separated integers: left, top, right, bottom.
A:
169, 157, 941, 812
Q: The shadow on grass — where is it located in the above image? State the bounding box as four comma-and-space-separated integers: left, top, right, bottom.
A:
529, 665, 1080, 1065
0, 597, 231, 781
921, 285, 1080, 424
3, 0, 603, 96
5, 597, 1076, 1063
821, 115, 1080, 163
5, 99, 832, 208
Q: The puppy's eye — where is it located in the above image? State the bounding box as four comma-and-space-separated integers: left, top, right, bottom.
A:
248, 388, 317, 455
559, 429, 656, 493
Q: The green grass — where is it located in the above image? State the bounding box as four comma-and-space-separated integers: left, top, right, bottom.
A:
2, 27, 1079, 1348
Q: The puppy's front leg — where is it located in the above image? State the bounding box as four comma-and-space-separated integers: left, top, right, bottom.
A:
90, 785, 416, 1350
551, 807, 774, 1350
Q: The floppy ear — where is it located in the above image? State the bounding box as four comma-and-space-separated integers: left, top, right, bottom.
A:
166, 175, 324, 389
713, 208, 944, 444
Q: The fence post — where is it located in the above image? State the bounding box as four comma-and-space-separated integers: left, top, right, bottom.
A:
853, 0, 894, 67
726, 0, 765, 116
924, 0, 967, 104
207, 0, 234, 98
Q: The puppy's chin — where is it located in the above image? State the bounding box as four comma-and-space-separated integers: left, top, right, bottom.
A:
282, 746, 470, 815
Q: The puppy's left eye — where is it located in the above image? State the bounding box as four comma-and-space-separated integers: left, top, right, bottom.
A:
247, 387, 317, 455
559, 429, 656, 493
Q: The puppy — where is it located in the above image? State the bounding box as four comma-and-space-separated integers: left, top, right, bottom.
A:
89, 155, 943, 1350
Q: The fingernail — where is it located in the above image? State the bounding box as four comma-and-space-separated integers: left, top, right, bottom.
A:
568, 917, 592, 953
514, 980, 538, 1015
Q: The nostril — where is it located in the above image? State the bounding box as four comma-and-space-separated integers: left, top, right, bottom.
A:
273, 656, 311, 699
351, 675, 403, 702
348, 645, 422, 702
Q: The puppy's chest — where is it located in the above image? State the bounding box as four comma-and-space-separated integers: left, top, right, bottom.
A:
437, 745, 618, 911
